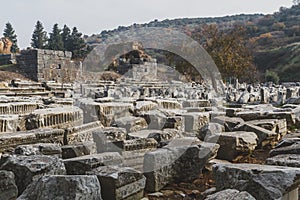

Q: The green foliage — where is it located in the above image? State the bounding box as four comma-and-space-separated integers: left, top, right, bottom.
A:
48, 24, 64, 50
3, 22, 18, 53
193, 24, 258, 82
44, 23, 91, 59
31, 21, 48, 49
265, 70, 280, 84
61, 25, 71, 50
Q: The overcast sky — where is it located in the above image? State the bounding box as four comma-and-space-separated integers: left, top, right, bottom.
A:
1, 0, 294, 48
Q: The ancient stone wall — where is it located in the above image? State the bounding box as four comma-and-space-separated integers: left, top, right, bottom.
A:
0, 54, 16, 65
17, 49, 82, 82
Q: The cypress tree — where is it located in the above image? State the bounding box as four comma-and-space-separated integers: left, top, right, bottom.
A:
48, 24, 64, 50
31, 21, 48, 49
61, 25, 71, 51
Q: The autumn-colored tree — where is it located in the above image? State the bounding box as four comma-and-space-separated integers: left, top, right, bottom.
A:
193, 24, 258, 82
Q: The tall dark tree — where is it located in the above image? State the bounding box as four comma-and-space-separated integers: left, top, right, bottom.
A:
68, 27, 88, 59
61, 25, 71, 50
48, 24, 64, 50
31, 21, 48, 49
3, 22, 18, 53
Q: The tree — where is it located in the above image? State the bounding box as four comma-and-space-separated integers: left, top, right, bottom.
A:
48, 24, 64, 50
265, 70, 280, 84
193, 24, 258, 82
31, 21, 48, 49
68, 27, 88, 59
61, 25, 71, 50
3, 22, 18, 53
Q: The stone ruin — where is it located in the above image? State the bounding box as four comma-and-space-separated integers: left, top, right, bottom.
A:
0, 50, 300, 200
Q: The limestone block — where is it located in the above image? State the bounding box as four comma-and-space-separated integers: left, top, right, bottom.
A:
88, 166, 145, 200
18, 175, 102, 200
0, 155, 66, 195
113, 116, 148, 132
144, 139, 219, 192
14, 143, 62, 157
61, 142, 96, 159
63, 153, 123, 175
205, 189, 255, 200
266, 154, 300, 168
213, 163, 300, 200
0, 170, 18, 200
216, 131, 257, 161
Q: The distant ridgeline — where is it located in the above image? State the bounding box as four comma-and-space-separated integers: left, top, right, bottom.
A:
86, 4, 300, 82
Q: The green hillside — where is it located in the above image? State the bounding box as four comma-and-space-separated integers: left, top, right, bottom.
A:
87, 3, 300, 82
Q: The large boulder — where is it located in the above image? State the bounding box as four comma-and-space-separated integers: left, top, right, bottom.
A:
14, 143, 62, 157
88, 166, 145, 200
64, 153, 123, 175
92, 127, 127, 153
144, 138, 219, 192
266, 154, 300, 168
269, 142, 300, 157
0, 155, 66, 195
213, 163, 300, 200
0, 170, 18, 200
61, 142, 96, 159
113, 116, 148, 132
197, 123, 225, 141
216, 131, 257, 161
237, 123, 280, 147
204, 189, 255, 200
18, 175, 102, 200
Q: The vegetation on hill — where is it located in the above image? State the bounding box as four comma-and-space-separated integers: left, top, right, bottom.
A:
87, 3, 300, 83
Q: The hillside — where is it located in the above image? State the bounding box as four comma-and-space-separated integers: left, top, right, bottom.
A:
87, 4, 300, 82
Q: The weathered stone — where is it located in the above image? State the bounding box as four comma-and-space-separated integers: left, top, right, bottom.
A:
18, 175, 102, 200
205, 189, 255, 200
0, 170, 18, 200
92, 127, 127, 153
197, 123, 225, 141
14, 143, 62, 157
213, 163, 300, 200
182, 100, 211, 108
95, 102, 134, 126
266, 154, 300, 168
237, 92, 250, 104
163, 116, 185, 131
64, 153, 123, 175
144, 139, 219, 192
0, 155, 66, 195
113, 116, 148, 132
117, 138, 158, 171
237, 123, 280, 147
0, 115, 18, 133
66, 121, 104, 144
61, 142, 96, 159
140, 110, 167, 130
247, 118, 287, 137
216, 131, 257, 161
88, 166, 145, 200
0, 129, 65, 153
269, 142, 300, 157
134, 101, 158, 114
212, 116, 244, 131
156, 99, 182, 110
182, 112, 210, 132
236, 111, 296, 127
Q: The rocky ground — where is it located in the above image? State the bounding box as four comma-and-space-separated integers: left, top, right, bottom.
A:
0, 79, 299, 200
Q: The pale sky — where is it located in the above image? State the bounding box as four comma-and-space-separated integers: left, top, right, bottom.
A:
1, 0, 294, 48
